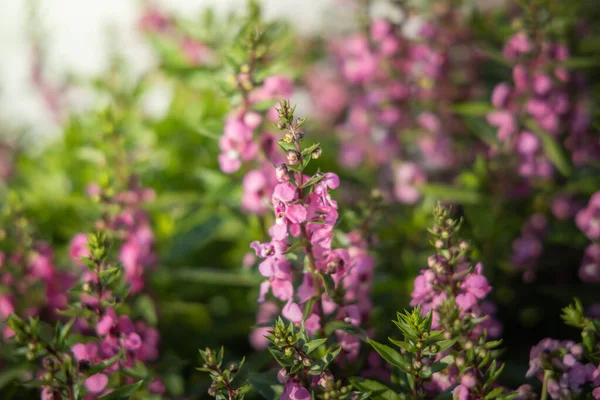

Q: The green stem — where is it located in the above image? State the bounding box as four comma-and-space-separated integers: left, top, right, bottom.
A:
541, 370, 550, 400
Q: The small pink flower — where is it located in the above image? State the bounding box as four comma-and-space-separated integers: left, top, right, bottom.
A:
85, 373, 108, 394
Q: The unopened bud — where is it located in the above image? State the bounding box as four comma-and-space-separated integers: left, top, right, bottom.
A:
435, 240, 444, 249
228, 363, 238, 373
412, 360, 422, 370
302, 358, 311, 367
283, 132, 294, 143
311, 147, 322, 159
286, 150, 300, 165
284, 347, 293, 357
277, 122, 287, 130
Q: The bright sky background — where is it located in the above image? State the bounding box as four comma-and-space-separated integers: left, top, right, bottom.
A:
0, 0, 335, 137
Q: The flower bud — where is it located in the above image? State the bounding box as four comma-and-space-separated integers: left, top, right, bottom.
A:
286, 150, 300, 165
228, 363, 238, 373
412, 360, 422, 370
283, 132, 294, 143
311, 147, 322, 159
284, 347, 293, 357
277, 122, 287, 130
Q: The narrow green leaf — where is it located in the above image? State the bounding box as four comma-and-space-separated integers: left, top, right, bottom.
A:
367, 338, 410, 373
309, 346, 341, 375
249, 371, 284, 400
525, 119, 571, 176
97, 380, 143, 399
302, 338, 327, 355
453, 102, 495, 116
349, 377, 401, 400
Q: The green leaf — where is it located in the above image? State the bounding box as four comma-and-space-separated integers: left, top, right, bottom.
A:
301, 173, 325, 189
317, 274, 336, 296
303, 338, 328, 355
436, 338, 458, 353
525, 120, 571, 176
561, 57, 600, 69
249, 371, 284, 400
166, 268, 262, 287
302, 297, 317, 321
0, 365, 29, 390
484, 387, 505, 399
453, 102, 495, 116
309, 346, 342, 375
57, 318, 76, 346
97, 380, 144, 399
122, 361, 149, 380
134, 295, 158, 326
388, 338, 415, 352
324, 321, 367, 341
283, 240, 305, 255
301, 143, 321, 157
349, 377, 401, 400
367, 338, 410, 373
418, 184, 481, 205
86, 352, 123, 376
430, 361, 448, 374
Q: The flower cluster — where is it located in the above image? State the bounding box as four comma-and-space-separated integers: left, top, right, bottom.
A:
311, 2, 483, 205
487, 30, 599, 181
249, 101, 376, 366
526, 299, 600, 399
8, 232, 163, 399
409, 204, 504, 398
139, 5, 215, 67
0, 199, 72, 340
510, 213, 548, 282
71, 181, 157, 294
576, 191, 600, 283
214, 8, 295, 218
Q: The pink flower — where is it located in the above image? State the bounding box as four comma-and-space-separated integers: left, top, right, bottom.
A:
579, 244, 600, 283
282, 382, 310, 400
487, 111, 516, 141
461, 265, 492, 299
0, 295, 14, 318
85, 373, 109, 394
576, 192, 600, 241
271, 183, 307, 239
491, 82, 511, 108
393, 163, 426, 204
69, 233, 90, 267
282, 302, 303, 324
